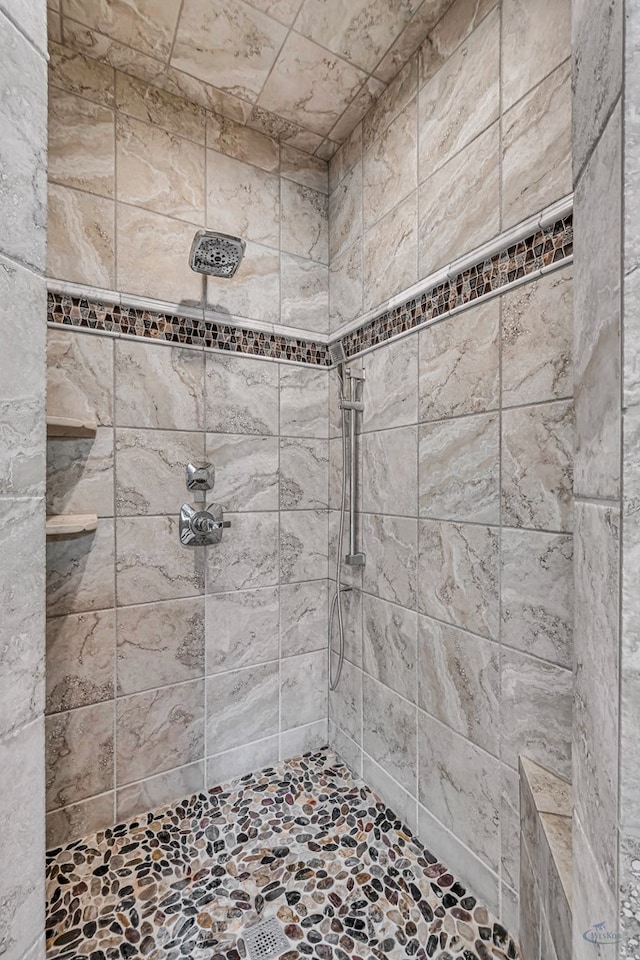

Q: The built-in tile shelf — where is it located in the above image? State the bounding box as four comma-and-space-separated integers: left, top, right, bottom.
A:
46, 415, 97, 438
45, 514, 98, 538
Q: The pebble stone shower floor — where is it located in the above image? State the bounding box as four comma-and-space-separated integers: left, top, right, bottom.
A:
45, 749, 519, 960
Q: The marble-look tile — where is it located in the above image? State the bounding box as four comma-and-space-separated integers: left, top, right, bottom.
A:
116, 204, 202, 303
116, 598, 205, 695
281, 144, 328, 194
48, 41, 115, 106
501, 400, 574, 533
363, 100, 417, 230
116, 679, 204, 784
46, 701, 113, 809
63, 0, 181, 59
363, 595, 417, 703
328, 123, 362, 194
329, 657, 362, 745
418, 710, 500, 870
206, 734, 279, 785
520, 755, 571, 817
501, 529, 573, 668
115, 341, 204, 431
48, 7, 62, 42
280, 255, 329, 334
329, 162, 362, 262
205, 433, 278, 511
116, 516, 204, 604
246, 105, 324, 154
500, 764, 520, 892
363, 755, 418, 834
362, 514, 417, 609
0, 20, 47, 272
47, 429, 114, 519
46, 520, 115, 616
206, 150, 279, 249
362, 337, 417, 432
417, 519, 499, 639
622, 414, 640, 825
363, 192, 417, 311
280, 719, 328, 758
280, 580, 328, 657
206, 511, 279, 593
518, 839, 541, 960
46, 791, 114, 849
363, 676, 416, 794
418, 0, 497, 88
116, 115, 205, 224
328, 578, 362, 668
61, 17, 166, 86
500, 648, 572, 779
502, 61, 572, 228
280, 437, 329, 510
375, 0, 452, 84
329, 75, 387, 148
0, 497, 45, 738
362, 426, 417, 517
48, 327, 114, 427
171, 0, 286, 101
572, 0, 623, 178
46, 610, 115, 713
502, 266, 573, 407
116, 761, 205, 822
205, 587, 279, 674
280, 366, 328, 439
0, 718, 45, 960
329, 240, 362, 330
418, 413, 500, 524
418, 299, 499, 422
48, 183, 115, 288
115, 429, 203, 516
619, 835, 640, 954
206, 353, 278, 435
328, 719, 362, 777
281, 650, 327, 729
281, 180, 329, 264
160, 67, 254, 125
573, 501, 619, 893
206, 112, 278, 171
116, 72, 205, 143
417, 616, 499, 756
205, 662, 279, 754
258, 31, 367, 137
281, 509, 328, 583
572, 813, 618, 960
502, 0, 571, 110
48, 88, 114, 199
418, 122, 499, 276
208, 240, 280, 324
418, 8, 499, 179
363, 57, 417, 149
574, 102, 621, 499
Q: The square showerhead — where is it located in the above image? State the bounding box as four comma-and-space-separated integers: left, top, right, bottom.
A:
189, 230, 246, 278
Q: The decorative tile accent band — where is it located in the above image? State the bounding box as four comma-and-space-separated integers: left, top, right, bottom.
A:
47, 212, 572, 366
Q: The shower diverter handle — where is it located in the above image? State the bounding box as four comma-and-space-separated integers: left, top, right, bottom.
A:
179, 502, 231, 547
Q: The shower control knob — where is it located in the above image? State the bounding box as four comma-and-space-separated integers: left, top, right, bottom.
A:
186, 461, 215, 492
179, 503, 230, 547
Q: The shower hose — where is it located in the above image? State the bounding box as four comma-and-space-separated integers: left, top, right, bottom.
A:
329, 399, 351, 691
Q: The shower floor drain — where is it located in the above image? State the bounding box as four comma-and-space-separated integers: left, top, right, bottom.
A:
242, 918, 291, 960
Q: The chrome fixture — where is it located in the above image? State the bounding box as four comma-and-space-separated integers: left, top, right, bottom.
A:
189, 230, 246, 278
186, 461, 215, 493
179, 502, 231, 547
329, 349, 365, 692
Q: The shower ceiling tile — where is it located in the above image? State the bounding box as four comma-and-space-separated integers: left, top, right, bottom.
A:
62, 0, 182, 61
245, 0, 304, 26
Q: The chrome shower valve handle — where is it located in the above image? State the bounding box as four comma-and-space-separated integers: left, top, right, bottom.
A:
179, 502, 231, 547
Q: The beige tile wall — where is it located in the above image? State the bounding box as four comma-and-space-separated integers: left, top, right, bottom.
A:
47, 44, 329, 334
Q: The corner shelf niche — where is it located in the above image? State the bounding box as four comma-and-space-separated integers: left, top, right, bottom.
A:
47, 415, 97, 438
46, 514, 98, 538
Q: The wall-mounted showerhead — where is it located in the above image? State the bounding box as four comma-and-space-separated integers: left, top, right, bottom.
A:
189, 230, 246, 278
328, 341, 347, 366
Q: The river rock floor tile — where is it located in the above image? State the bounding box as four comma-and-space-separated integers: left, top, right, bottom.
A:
46, 749, 518, 960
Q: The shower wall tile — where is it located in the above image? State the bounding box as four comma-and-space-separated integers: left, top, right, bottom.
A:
206, 151, 280, 250
206, 353, 279, 435
280, 144, 328, 194
280, 719, 328, 758
115, 429, 202, 517
115, 341, 204, 430
501, 400, 574, 532
116, 679, 205, 785
47, 328, 114, 426
281, 509, 328, 583
47, 430, 114, 519
328, 162, 362, 262
45, 701, 114, 810
418, 413, 500, 524
363, 754, 418, 834
501, 529, 573, 668
417, 711, 501, 871
46, 520, 115, 616
328, 720, 362, 778
363, 99, 417, 230
116, 73, 206, 144
206, 113, 277, 171
281, 180, 329, 264
418, 0, 496, 89
363, 57, 417, 150
280, 580, 328, 657
280, 255, 329, 333
48, 41, 115, 106
362, 595, 417, 703
280, 437, 329, 510
329, 240, 363, 330
329, 657, 362, 745
417, 519, 499, 640
361, 514, 417, 609
205, 511, 279, 593
205, 662, 279, 755
417, 617, 499, 757
46, 791, 114, 850
362, 676, 416, 794
46, 610, 115, 713
501, 0, 571, 111
205, 735, 280, 787
205, 587, 279, 674
281, 650, 328, 729
116, 598, 205, 695
205, 434, 279, 511
280, 366, 329, 438
501, 265, 573, 408
48, 89, 115, 199
363, 192, 417, 311
208, 240, 281, 324
117, 516, 204, 604
418, 300, 500, 422
362, 336, 417, 432
328, 122, 362, 194
361, 426, 417, 517
47, 183, 115, 288
116, 760, 205, 822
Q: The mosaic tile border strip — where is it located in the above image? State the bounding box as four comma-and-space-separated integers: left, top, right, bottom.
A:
47, 213, 572, 366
